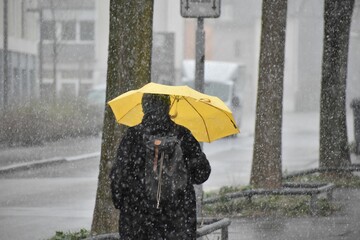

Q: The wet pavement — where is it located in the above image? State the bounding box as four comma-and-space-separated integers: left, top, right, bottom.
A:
225, 188, 360, 240
0, 112, 360, 239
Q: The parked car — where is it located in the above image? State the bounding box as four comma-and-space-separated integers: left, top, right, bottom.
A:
86, 84, 106, 108
181, 60, 246, 128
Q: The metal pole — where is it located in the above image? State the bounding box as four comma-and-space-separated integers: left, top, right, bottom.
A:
194, 17, 205, 220
195, 17, 205, 93
3, 0, 9, 109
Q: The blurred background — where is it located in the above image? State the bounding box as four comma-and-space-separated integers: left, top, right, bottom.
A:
1, 0, 360, 145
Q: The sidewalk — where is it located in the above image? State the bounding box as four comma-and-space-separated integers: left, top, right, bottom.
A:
0, 135, 101, 173
226, 188, 360, 240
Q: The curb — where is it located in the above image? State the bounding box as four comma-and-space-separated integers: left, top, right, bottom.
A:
65, 152, 101, 161
0, 152, 100, 175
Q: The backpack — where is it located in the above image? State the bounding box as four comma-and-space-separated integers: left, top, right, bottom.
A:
143, 129, 188, 209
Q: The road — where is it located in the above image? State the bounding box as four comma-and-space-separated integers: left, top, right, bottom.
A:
0, 157, 99, 240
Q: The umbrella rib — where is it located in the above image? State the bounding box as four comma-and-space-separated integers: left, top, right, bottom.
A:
182, 97, 211, 142
199, 101, 239, 130
117, 102, 142, 123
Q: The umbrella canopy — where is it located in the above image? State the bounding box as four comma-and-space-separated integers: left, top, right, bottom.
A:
108, 82, 240, 142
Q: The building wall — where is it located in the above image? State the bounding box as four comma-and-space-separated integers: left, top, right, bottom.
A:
94, 0, 110, 86
153, 0, 184, 84
93, 0, 185, 87
0, 0, 39, 108
348, 2, 360, 111
38, 0, 96, 98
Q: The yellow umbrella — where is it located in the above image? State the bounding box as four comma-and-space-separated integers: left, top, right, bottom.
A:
108, 82, 240, 142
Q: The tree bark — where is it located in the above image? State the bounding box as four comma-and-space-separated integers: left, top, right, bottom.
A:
319, 0, 354, 171
91, 0, 154, 235
250, 0, 287, 189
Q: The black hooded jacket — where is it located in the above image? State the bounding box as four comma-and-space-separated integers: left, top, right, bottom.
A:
110, 110, 211, 240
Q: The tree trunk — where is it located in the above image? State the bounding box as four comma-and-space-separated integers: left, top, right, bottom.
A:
91, 0, 154, 235
250, 0, 287, 189
319, 0, 354, 171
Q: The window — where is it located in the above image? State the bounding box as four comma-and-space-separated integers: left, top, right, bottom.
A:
61, 21, 76, 40
41, 21, 55, 40
22, 69, 28, 98
41, 83, 53, 101
79, 83, 93, 97
81, 70, 93, 79
42, 70, 53, 79
62, 70, 78, 79
13, 68, 20, 81
62, 70, 93, 79
234, 40, 242, 58
13, 68, 21, 99
60, 83, 76, 98
29, 70, 36, 94
80, 21, 94, 41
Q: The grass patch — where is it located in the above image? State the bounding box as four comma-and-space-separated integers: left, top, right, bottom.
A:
288, 172, 360, 188
48, 229, 90, 240
203, 186, 338, 218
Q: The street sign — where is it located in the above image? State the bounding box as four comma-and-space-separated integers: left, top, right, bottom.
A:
181, 0, 221, 18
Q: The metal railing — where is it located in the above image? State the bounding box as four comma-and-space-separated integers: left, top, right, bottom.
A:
197, 218, 231, 240
203, 182, 335, 215
85, 218, 232, 240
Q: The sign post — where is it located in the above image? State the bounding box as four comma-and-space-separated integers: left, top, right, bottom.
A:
195, 17, 205, 93
180, 0, 221, 221
181, 0, 221, 93
181, 0, 221, 18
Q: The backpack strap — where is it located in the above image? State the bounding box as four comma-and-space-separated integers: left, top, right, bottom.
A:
153, 139, 161, 172
156, 151, 165, 209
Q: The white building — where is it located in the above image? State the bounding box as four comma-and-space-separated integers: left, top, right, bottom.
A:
37, 0, 97, 99
0, 0, 39, 108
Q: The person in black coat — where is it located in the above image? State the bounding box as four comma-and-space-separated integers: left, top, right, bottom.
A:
110, 93, 211, 240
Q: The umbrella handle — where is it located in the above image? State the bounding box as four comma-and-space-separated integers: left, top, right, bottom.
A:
170, 97, 180, 119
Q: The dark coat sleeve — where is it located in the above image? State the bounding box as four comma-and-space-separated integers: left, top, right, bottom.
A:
180, 127, 211, 185
109, 128, 135, 209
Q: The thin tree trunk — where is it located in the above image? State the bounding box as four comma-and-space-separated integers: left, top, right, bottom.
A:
319, 0, 354, 171
91, 0, 154, 235
50, 0, 57, 100
3, 0, 9, 109
250, 0, 287, 189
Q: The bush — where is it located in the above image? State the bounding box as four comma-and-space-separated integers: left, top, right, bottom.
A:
0, 99, 103, 147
